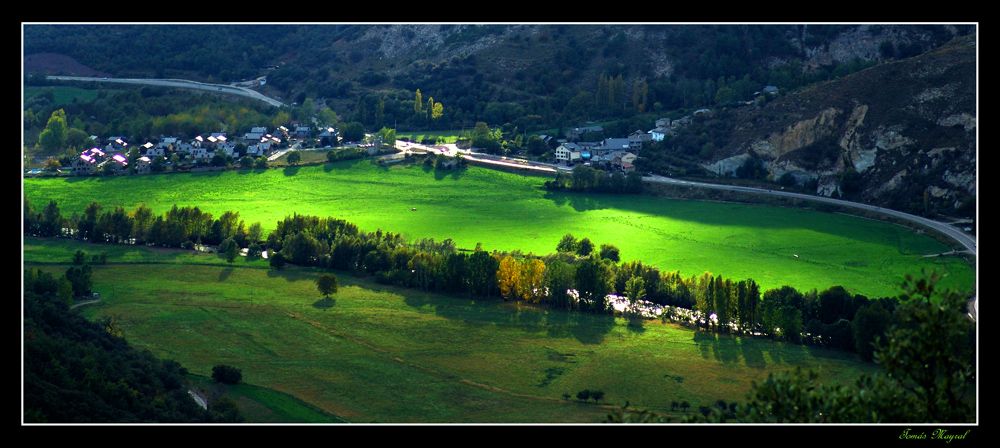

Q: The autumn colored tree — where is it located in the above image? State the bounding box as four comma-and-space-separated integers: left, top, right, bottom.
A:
497, 255, 522, 301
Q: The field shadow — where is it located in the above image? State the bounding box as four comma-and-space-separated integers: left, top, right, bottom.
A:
542, 190, 607, 212
312, 297, 336, 310
624, 319, 647, 335
282, 166, 301, 176
323, 158, 367, 173
401, 294, 616, 345
433, 167, 466, 181
265, 268, 312, 283
218, 266, 235, 282
693, 331, 768, 368
236, 167, 270, 176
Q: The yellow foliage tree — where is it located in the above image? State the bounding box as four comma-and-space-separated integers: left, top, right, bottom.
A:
520, 258, 547, 303
497, 255, 522, 301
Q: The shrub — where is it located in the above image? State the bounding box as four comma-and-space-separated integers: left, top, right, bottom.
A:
211, 365, 242, 384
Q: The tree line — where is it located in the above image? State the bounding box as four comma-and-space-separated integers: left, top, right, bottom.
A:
26, 198, 936, 360
544, 165, 644, 195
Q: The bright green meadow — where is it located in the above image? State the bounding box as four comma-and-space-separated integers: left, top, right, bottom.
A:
23, 158, 973, 298
25, 238, 886, 422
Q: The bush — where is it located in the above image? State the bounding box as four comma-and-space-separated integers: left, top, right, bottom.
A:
211, 365, 242, 384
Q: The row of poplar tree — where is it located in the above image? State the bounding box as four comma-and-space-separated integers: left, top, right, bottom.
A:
26, 199, 905, 358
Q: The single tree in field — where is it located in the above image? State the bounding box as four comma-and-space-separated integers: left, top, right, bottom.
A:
680, 400, 691, 412
670, 400, 680, 411
591, 390, 605, 403
562, 393, 571, 401
317, 273, 339, 299
286, 150, 301, 165
576, 389, 591, 402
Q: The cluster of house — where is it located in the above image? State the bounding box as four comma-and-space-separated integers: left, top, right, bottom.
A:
68, 125, 322, 176
551, 85, 784, 173
554, 137, 640, 173
554, 114, 705, 173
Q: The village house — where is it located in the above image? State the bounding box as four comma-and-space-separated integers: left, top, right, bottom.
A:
555, 143, 583, 164
135, 156, 152, 174
102, 154, 128, 174
242, 129, 266, 144
105, 137, 128, 154
70, 153, 97, 176
158, 137, 178, 149
245, 140, 272, 158
293, 125, 311, 139
650, 125, 671, 142
144, 144, 166, 158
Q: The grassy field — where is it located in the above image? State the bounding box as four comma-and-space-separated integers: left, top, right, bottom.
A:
186, 374, 347, 423
396, 130, 463, 144
25, 85, 114, 105
23, 158, 974, 298
26, 238, 886, 423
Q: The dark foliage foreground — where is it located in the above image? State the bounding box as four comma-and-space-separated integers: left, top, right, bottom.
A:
23, 280, 242, 423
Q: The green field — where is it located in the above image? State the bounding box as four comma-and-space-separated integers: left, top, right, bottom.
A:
25, 238, 886, 423
25, 85, 114, 105
23, 158, 973, 298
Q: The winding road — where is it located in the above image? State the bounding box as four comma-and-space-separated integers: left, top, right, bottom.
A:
46, 75, 286, 108
641, 174, 977, 255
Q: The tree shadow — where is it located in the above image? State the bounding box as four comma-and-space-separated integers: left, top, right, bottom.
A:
218, 266, 234, 282
312, 297, 336, 310
282, 165, 300, 176
739, 337, 768, 369
433, 166, 466, 181
401, 293, 616, 345
542, 190, 607, 212
624, 315, 647, 335
691, 329, 824, 369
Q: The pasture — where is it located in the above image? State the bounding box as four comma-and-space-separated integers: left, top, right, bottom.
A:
25, 238, 885, 423
23, 158, 974, 298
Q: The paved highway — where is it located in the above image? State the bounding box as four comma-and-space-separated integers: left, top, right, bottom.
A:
46, 76, 286, 108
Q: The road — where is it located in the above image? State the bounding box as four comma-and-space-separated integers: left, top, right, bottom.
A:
641, 174, 977, 254
46, 75, 286, 108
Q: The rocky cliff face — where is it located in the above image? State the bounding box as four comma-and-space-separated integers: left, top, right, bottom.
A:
712, 34, 976, 216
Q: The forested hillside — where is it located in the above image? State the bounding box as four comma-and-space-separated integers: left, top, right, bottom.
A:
23, 24, 974, 131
